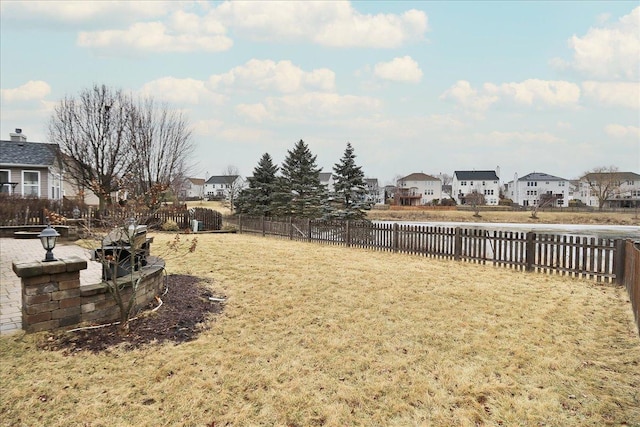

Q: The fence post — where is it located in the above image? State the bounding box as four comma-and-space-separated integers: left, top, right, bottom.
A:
393, 223, 399, 252
307, 219, 311, 242
454, 227, 462, 261
238, 214, 243, 233
289, 217, 293, 240
345, 220, 351, 247
613, 239, 626, 285
261, 216, 266, 237
525, 232, 535, 272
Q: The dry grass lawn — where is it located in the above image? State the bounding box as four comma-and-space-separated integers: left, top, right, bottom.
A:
1, 233, 639, 426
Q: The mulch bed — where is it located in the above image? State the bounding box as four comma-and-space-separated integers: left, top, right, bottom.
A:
40, 275, 224, 354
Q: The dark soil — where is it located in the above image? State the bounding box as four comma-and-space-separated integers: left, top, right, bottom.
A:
40, 275, 224, 354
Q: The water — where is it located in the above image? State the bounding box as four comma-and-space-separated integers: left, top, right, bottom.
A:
374, 221, 640, 240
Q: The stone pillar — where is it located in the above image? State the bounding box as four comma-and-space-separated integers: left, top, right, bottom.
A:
12, 257, 87, 333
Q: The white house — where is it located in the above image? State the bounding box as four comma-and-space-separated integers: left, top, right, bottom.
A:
577, 171, 640, 208
365, 178, 385, 205
319, 172, 335, 193
395, 173, 442, 206
181, 178, 205, 200
507, 172, 570, 207
204, 175, 244, 200
452, 170, 500, 206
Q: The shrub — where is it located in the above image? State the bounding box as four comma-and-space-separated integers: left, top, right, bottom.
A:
161, 220, 180, 231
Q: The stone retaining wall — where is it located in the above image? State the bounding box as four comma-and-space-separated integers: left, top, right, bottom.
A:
13, 257, 165, 333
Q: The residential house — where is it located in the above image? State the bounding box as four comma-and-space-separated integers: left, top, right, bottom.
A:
181, 178, 205, 200
319, 172, 335, 193
506, 172, 570, 207
577, 171, 640, 208
365, 178, 385, 205
395, 173, 442, 206
204, 175, 244, 200
452, 170, 500, 206
0, 129, 64, 200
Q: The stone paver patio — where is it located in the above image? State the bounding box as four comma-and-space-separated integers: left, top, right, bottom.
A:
0, 238, 102, 335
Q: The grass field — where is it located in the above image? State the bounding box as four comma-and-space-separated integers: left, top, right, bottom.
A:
187, 200, 640, 226
1, 233, 639, 426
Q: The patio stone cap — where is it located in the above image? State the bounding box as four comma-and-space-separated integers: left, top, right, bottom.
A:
12, 257, 88, 278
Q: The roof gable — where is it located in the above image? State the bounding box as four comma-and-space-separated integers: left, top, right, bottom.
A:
454, 170, 499, 181
188, 178, 205, 185
0, 140, 59, 167
400, 172, 439, 182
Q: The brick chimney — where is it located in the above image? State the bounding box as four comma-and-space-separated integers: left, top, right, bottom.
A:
9, 128, 27, 142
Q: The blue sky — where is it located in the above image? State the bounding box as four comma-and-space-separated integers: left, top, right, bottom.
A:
1, 1, 638, 185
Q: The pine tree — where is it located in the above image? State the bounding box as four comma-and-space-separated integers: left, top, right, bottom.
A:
236, 153, 279, 216
330, 142, 369, 220
272, 139, 327, 218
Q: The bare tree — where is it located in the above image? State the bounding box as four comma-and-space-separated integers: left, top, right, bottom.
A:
222, 165, 243, 212
530, 190, 558, 219
127, 97, 194, 209
49, 84, 134, 213
582, 166, 623, 210
464, 191, 485, 217
439, 173, 455, 201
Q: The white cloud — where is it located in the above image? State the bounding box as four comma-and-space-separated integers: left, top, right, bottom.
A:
192, 118, 224, 137
556, 121, 573, 130
484, 79, 580, 107
605, 124, 640, 138
236, 104, 270, 122
215, 1, 427, 48
0, 1, 175, 27
1, 80, 51, 102
209, 59, 335, 93
440, 80, 498, 111
78, 21, 232, 53
474, 131, 564, 147
139, 77, 226, 105
240, 92, 382, 123
582, 81, 640, 109
373, 56, 423, 83
556, 7, 640, 80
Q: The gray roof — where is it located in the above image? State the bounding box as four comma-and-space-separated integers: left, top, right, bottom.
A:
205, 175, 240, 184
400, 172, 439, 181
318, 172, 333, 181
518, 172, 567, 182
454, 170, 499, 181
0, 140, 59, 167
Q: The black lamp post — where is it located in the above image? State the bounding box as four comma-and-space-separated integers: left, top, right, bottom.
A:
38, 224, 60, 262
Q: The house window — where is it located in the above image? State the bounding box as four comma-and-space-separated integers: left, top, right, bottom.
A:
559, 181, 565, 187
461, 181, 467, 186
0, 170, 11, 194
23, 171, 40, 197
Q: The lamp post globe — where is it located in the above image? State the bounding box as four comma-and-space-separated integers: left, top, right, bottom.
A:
38, 224, 60, 262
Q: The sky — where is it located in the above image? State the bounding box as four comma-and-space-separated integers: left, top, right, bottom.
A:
1, 1, 638, 185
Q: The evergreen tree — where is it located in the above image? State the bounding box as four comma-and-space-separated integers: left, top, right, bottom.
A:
330, 142, 370, 220
272, 139, 327, 218
236, 153, 278, 216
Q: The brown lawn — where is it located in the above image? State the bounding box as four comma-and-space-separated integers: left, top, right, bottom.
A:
1, 233, 638, 426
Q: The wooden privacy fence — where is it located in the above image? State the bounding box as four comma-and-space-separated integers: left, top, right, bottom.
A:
620, 240, 640, 336
0, 206, 222, 231
228, 216, 630, 284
